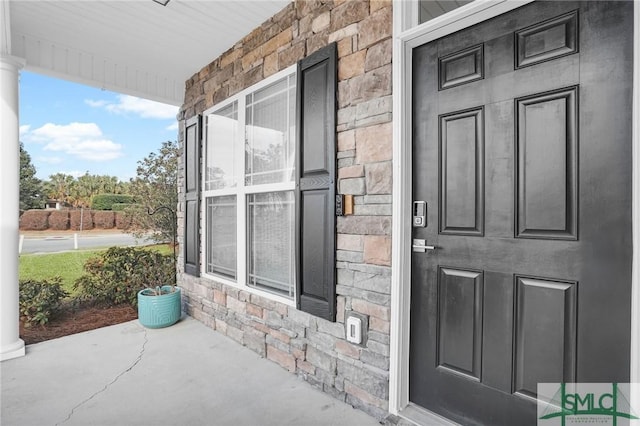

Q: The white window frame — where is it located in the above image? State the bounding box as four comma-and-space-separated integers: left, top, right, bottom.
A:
201, 64, 297, 307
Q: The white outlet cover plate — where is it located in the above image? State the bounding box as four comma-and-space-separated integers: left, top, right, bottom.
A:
346, 316, 362, 344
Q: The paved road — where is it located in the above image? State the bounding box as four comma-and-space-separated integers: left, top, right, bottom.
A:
19, 233, 155, 254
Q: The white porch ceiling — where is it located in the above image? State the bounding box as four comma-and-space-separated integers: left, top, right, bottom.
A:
8, 0, 291, 106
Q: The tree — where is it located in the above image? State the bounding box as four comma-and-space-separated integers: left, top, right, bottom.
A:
71, 173, 109, 208
43, 173, 75, 205
43, 173, 129, 208
19, 142, 44, 210
125, 140, 178, 244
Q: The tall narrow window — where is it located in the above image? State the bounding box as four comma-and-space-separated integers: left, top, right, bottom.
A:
245, 74, 296, 297
205, 102, 238, 278
203, 67, 297, 301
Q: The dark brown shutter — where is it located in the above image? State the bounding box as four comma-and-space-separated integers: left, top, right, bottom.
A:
183, 115, 201, 276
296, 42, 337, 321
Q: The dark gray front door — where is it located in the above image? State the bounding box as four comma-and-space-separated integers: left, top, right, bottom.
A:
410, 1, 634, 424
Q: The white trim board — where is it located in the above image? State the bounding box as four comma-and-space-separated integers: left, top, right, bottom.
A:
389, 0, 639, 422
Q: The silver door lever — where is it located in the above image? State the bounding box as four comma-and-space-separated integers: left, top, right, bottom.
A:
412, 239, 436, 253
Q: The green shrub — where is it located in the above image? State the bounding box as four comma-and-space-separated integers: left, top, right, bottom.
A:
74, 247, 175, 307
112, 203, 133, 212
19, 278, 69, 326
91, 194, 134, 211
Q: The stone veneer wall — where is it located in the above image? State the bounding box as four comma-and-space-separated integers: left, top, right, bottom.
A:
177, 0, 393, 419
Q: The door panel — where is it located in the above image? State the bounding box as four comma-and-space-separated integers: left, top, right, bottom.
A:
437, 267, 484, 380
410, 1, 634, 425
515, 10, 578, 69
515, 86, 578, 239
513, 276, 577, 399
439, 45, 484, 90
439, 107, 484, 235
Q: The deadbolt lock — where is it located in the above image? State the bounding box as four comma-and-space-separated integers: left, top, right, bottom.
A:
413, 201, 426, 227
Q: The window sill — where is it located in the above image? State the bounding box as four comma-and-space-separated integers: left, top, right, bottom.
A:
201, 272, 296, 308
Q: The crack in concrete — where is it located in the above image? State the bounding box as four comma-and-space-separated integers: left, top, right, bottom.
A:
56, 328, 148, 425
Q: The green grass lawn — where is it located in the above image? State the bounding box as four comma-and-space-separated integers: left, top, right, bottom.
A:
19, 244, 174, 296
19, 250, 99, 296
144, 244, 174, 259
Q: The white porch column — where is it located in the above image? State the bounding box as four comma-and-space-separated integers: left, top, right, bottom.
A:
0, 53, 25, 361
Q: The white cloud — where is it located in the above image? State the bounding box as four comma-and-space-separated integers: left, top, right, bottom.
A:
86, 94, 178, 120
19, 125, 31, 136
166, 122, 179, 131
24, 122, 124, 162
84, 99, 108, 108
58, 170, 86, 179
30, 122, 101, 140
66, 139, 123, 161
36, 156, 64, 165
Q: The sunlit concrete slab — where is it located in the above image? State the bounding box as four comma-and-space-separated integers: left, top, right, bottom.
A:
1, 317, 379, 426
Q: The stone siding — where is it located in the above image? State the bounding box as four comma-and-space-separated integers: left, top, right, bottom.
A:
178, 0, 393, 420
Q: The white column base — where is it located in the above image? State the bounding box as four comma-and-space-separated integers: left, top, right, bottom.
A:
1, 339, 25, 361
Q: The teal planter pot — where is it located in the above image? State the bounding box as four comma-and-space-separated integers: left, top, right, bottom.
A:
137, 286, 181, 329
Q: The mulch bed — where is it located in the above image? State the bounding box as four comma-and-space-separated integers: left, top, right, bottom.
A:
20, 302, 138, 345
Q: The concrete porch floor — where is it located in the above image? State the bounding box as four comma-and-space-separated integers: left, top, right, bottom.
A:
1, 317, 381, 426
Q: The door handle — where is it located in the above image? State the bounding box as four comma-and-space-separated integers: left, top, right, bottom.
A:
412, 239, 436, 253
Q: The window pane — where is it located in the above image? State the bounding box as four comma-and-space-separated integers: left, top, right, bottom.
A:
206, 102, 238, 190
245, 75, 296, 186
206, 195, 237, 279
419, 0, 472, 24
247, 191, 294, 298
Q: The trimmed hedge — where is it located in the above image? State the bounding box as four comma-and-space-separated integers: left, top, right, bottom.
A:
115, 211, 131, 229
93, 211, 115, 229
19, 209, 131, 230
91, 194, 134, 211
112, 203, 133, 212
70, 210, 94, 231
48, 210, 70, 230
19, 210, 51, 230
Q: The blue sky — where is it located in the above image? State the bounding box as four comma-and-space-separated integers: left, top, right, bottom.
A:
19, 71, 179, 182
